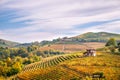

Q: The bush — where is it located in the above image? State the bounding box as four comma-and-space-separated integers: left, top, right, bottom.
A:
6, 67, 19, 77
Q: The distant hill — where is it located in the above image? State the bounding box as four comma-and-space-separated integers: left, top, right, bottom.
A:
72, 32, 120, 42
15, 41, 40, 47
0, 39, 19, 47
40, 32, 120, 45
0, 32, 120, 47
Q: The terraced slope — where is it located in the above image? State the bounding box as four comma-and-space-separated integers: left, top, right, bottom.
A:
22, 54, 82, 72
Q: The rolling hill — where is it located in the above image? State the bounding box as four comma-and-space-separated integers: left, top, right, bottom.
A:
73, 32, 120, 42
38, 32, 120, 52
0, 32, 120, 47
9, 52, 120, 80
0, 39, 19, 47
40, 32, 120, 45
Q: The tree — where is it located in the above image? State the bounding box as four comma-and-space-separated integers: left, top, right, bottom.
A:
18, 48, 28, 57
105, 38, 117, 53
6, 57, 12, 67
32, 55, 41, 62
2, 50, 10, 58
105, 38, 117, 47
12, 62, 22, 71
27, 46, 32, 52
117, 42, 120, 52
18, 48, 27, 54
14, 56, 23, 64
6, 67, 19, 77
0, 66, 4, 76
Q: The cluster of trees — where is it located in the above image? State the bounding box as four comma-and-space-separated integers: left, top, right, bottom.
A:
0, 45, 64, 77
0, 45, 38, 59
0, 57, 22, 77
105, 38, 120, 53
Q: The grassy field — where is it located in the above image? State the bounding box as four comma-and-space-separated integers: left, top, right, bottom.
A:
10, 52, 120, 80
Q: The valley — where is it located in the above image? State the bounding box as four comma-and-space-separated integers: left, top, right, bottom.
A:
0, 32, 120, 80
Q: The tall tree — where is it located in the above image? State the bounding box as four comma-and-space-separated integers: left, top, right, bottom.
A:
105, 38, 117, 53
105, 38, 117, 47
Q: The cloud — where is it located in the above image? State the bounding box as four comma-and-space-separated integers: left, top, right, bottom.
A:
0, 30, 70, 43
0, 0, 120, 42
72, 20, 120, 35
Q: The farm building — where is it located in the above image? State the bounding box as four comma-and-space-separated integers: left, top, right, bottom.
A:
83, 49, 96, 56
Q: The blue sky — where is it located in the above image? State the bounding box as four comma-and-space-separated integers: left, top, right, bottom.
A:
0, 0, 120, 43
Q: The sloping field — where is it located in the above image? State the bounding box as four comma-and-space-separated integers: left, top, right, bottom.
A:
40, 42, 105, 52
11, 52, 120, 80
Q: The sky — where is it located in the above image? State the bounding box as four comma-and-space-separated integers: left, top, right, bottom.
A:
0, 0, 120, 43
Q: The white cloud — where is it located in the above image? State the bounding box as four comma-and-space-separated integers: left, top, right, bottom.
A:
0, 30, 71, 43
0, 0, 120, 42
72, 20, 120, 35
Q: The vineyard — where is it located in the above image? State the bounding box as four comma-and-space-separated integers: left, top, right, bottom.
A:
22, 54, 82, 72
7, 52, 120, 80
8, 53, 82, 80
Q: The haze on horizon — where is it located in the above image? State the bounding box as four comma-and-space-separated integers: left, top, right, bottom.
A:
0, 0, 120, 43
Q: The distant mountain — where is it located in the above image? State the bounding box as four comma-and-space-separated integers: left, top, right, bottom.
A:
40, 32, 120, 45
0, 39, 19, 47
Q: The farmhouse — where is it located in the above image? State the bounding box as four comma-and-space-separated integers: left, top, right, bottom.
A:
83, 49, 96, 56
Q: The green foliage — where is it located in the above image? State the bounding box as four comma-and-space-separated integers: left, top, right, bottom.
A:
0, 41, 78, 79
1, 49, 10, 58
117, 42, 120, 52
27, 45, 38, 52
40, 32, 120, 46
18, 47, 27, 54
105, 38, 117, 47
108, 46, 116, 53
104, 38, 120, 54
36, 50, 46, 57
6, 67, 19, 77
105, 38, 117, 53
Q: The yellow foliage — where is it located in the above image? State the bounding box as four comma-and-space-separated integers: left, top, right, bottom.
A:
12, 52, 120, 80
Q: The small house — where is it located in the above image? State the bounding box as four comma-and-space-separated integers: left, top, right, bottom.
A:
83, 49, 96, 56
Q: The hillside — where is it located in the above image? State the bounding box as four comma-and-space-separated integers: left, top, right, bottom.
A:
0, 32, 120, 47
73, 32, 120, 42
9, 52, 120, 80
39, 42, 105, 52
0, 39, 19, 47
40, 32, 120, 45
